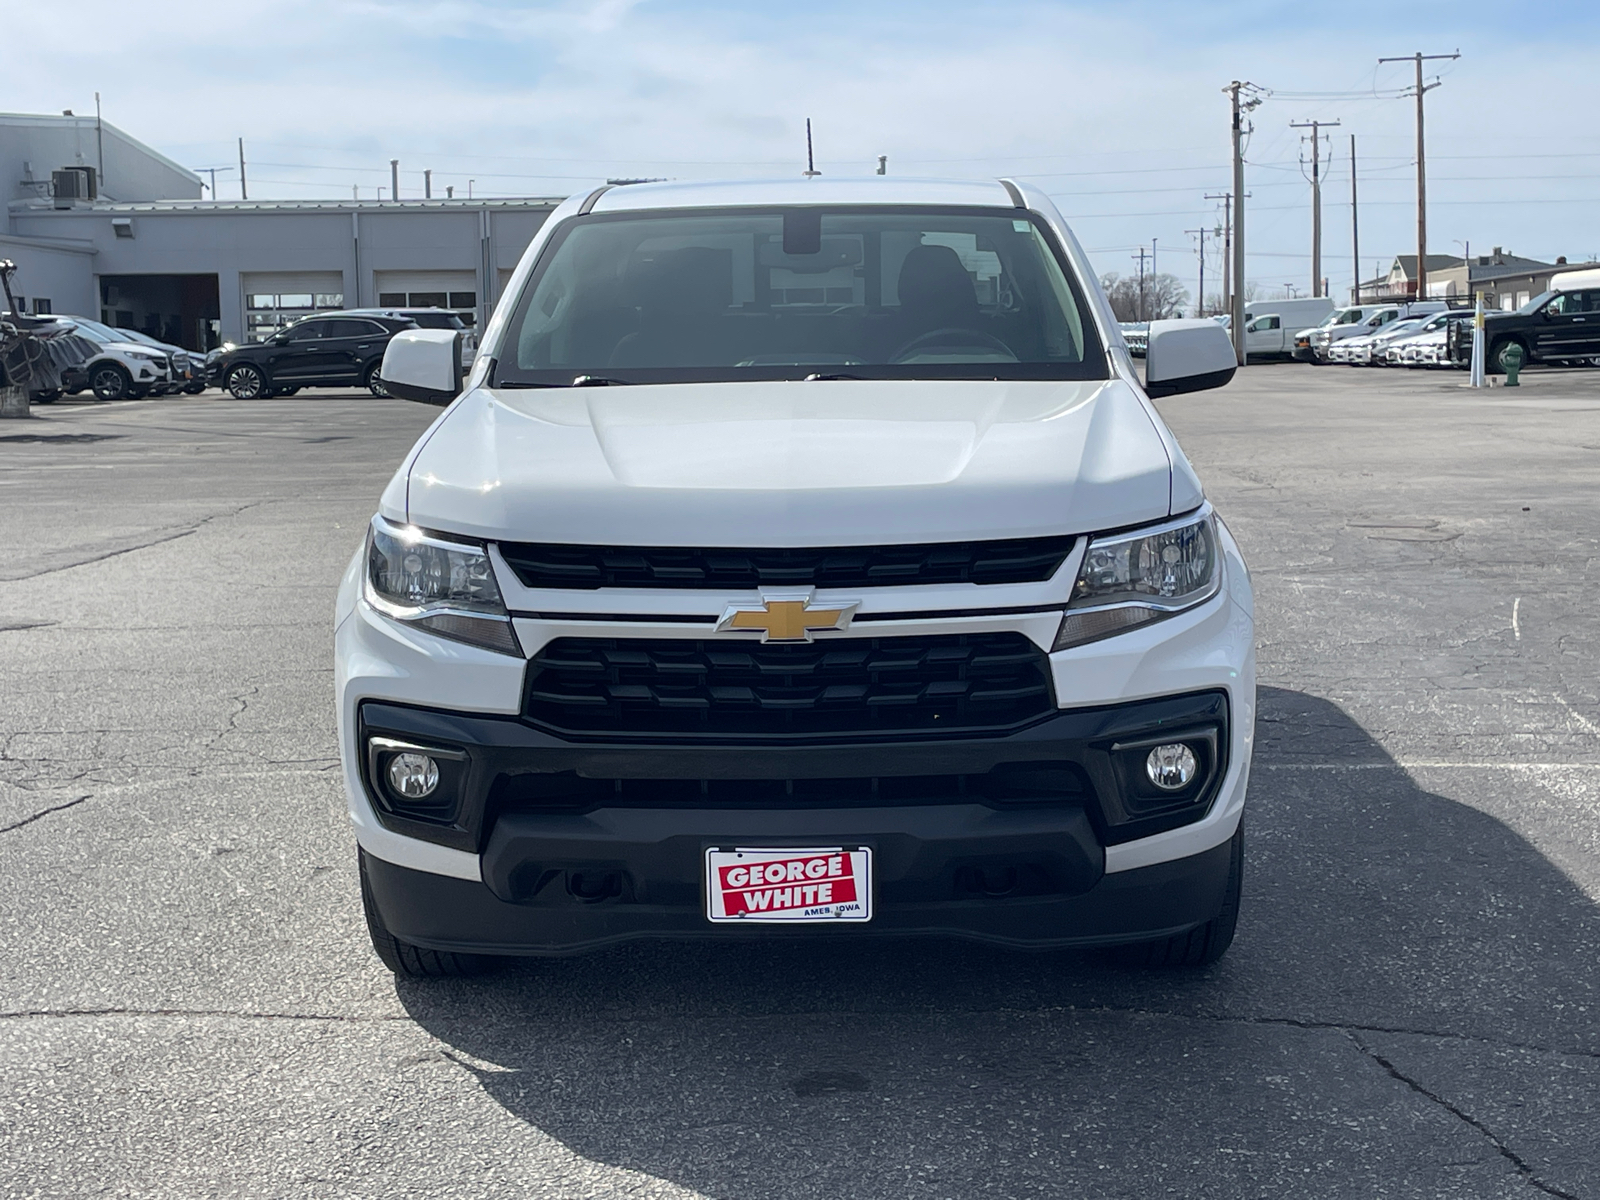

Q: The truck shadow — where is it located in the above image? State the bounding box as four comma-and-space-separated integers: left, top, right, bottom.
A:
395, 686, 1600, 1197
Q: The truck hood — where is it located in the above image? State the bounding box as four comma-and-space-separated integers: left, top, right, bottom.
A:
396, 378, 1183, 545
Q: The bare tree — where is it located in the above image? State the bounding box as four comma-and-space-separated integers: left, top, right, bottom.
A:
1100, 272, 1191, 322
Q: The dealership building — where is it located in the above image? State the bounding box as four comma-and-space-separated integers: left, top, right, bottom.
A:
2, 112, 562, 349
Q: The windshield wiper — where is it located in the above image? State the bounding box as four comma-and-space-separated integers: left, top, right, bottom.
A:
803, 372, 865, 381
493, 375, 634, 389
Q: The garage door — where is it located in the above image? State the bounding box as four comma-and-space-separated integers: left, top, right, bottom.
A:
373, 270, 477, 312
242, 271, 344, 342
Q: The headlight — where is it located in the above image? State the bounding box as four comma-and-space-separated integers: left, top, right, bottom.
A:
364, 517, 521, 655
128, 349, 165, 362
1053, 509, 1221, 651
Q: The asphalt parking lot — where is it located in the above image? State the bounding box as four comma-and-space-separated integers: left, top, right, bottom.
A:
3, 363, 1599, 1199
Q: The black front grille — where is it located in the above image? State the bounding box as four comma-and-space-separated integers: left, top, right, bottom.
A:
498, 536, 1075, 591
522, 633, 1056, 739
490, 762, 1088, 813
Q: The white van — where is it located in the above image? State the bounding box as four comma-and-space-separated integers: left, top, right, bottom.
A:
1236, 298, 1335, 359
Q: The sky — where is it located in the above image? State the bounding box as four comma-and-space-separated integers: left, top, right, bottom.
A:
7, 0, 1600, 303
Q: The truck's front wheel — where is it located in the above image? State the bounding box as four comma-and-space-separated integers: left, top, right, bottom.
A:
359, 850, 498, 978
1110, 823, 1242, 968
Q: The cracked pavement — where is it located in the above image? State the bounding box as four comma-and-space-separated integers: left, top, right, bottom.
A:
1, 370, 1598, 1198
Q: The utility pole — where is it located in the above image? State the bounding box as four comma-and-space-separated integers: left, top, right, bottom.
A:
1349, 134, 1360, 303
1224, 81, 1264, 365
390, 159, 400, 201
191, 166, 231, 198
804, 119, 820, 177
1206, 191, 1233, 318
876, 155, 887, 176
1132, 246, 1151, 322
1379, 50, 1459, 301
424, 169, 432, 199
94, 92, 104, 193
238, 138, 247, 200
1290, 118, 1340, 297
1187, 227, 1209, 316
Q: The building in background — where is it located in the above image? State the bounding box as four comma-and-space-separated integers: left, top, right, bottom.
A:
2, 112, 561, 349
1352, 248, 1599, 310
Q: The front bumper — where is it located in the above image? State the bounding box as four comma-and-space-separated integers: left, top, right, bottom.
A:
363, 830, 1238, 955
352, 690, 1235, 952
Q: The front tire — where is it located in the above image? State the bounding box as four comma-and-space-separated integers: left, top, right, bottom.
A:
1110, 823, 1243, 968
31, 389, 61, 405
90, 364, 131, 402
226, 364, 268, 400
366, 364, 391, 398
360, 850, 497, 978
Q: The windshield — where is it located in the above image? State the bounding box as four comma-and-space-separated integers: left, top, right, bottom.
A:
1517, 291, 1554, 315
1331, 309, 1367, 326
496, 206, 1105, 385
70, 318, 125, 344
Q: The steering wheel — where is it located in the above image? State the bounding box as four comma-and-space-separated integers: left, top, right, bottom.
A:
889, 327, 1017, 364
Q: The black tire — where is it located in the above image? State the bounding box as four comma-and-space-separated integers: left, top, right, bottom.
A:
183, 382, 206, 395
359, 850, 497, 978
90, 363, 132, 402
226, 364, 268, 400
31, 389, 60, 405
281, 386, 301, 396
1109, 823, 1243, 968
365, 364, 392, 398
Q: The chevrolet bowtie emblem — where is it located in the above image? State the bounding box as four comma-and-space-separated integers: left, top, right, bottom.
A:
716, 596, 859, 642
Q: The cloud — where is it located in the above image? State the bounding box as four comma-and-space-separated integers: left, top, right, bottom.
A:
9, 0, 1600, 288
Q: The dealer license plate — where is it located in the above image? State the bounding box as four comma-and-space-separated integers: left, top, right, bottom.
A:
705, 847, 872, 923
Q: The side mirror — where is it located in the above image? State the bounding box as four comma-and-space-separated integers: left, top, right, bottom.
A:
1143, 318, 1237, 397
270, 333, 288, 346
379, 328, 462, 406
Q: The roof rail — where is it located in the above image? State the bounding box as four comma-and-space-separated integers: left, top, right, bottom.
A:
577, 185, 614, 215
999, 179, 1026, 208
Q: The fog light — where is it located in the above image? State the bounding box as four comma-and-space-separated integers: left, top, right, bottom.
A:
387, 752, 439, 799
1145, 743, 1197, 791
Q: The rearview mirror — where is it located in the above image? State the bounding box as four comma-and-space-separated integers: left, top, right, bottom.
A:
1143, 319, 1237, 397
379, 328, 462, 406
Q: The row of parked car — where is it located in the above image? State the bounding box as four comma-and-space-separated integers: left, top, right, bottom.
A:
1122, 271, 1600, 375
21, 308, 475, 403
1315, 306, 1476, 368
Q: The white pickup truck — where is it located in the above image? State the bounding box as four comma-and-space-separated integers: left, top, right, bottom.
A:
342, 177, 1255, 977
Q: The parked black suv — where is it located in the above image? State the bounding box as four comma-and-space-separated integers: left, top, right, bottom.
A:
1449, 273, 1600, 371
214, 313, 417, 399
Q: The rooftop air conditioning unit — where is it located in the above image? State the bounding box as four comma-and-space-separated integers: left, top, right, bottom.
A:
51, 166, 98, 207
